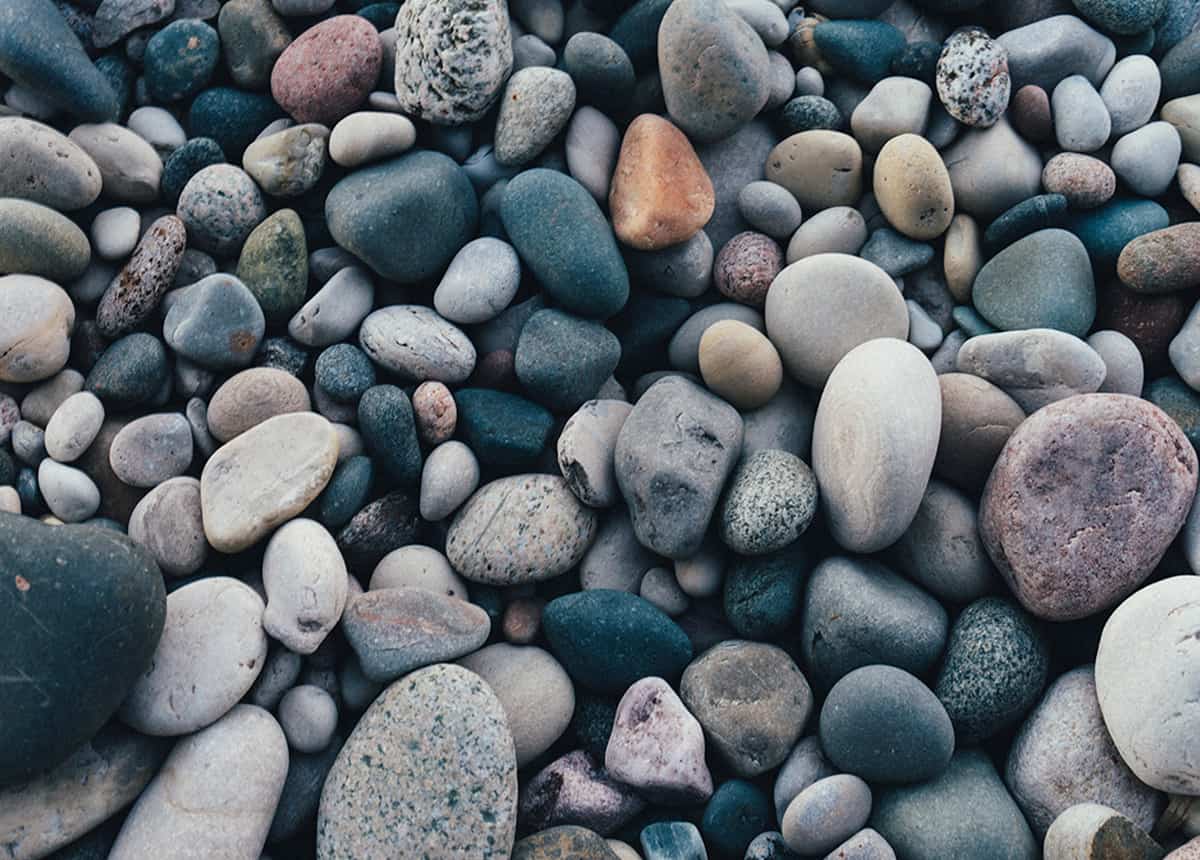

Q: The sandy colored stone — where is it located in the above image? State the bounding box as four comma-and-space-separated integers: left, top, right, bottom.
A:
206, 367, 311, 442
0, 275, 74, 383
766, 130, 862, 211
698, 319, 782, 410
874, 133, 954, 240
1117, 223, 1200, 294
934, 372, 1025, 493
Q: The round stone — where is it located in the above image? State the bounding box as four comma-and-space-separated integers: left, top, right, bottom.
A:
330, 112, 416, 168
270, 15, 380, 125
1041, 153, 1116, 209
144, 19, 219, 102
955, 329, 1107, 413
1053, 75, 1111, 152
1111, 121, 1182, 197
737, 181, 804, 240
698, 319, 783, 411
0, 198, 90, 283
873, 133, 955, 240
556, 399, 632, 509
1118, 224, 1200, 294
515, 309, 621, 412
206, 367, 310, 442
176, 164, 266, 258
766, 131, 863, 211
359, 305, 476, 384
434, 238, 520, 325
277, 684, 337, 753
0, 275, 74, 383
242, 124, 329, 199
714, 231, 784, 309
108, 413, 193, 488
1100, 54, 1161, 136
718, 449, 816, 555
1073, 0, 1167, 35
44, 391, 104, 463
163, 273, 265, 370
369, 545, 468, 599
936, 28, 1010, 127
781, 775, 873, 856
128, 476, 207, 577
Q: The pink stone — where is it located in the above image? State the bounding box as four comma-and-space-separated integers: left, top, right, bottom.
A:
270, 15, 381, 126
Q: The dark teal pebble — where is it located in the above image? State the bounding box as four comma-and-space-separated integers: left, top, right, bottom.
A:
1074, 0, 1166, 36
267, 736, 343, 843
94, 54, 134, 121
188, 87, 284, 162
778, 96, 845, 135
609, 0, 674, 69
315, 344, 376, 404
455, 388, 555, 468
543, 589, 694, 693
463, 145, 521, 193
1067, 197, 1170, 270
356, 2, 400, 28
983, 193, 1069, 252
357, 385, 422, 487
514, 309, 622, 412
501, 169, 630, 319
571, 692, 618, 759
318, 455, 374, 530
335, 489, 421, 573
85, 333, 169, 408
813, 20, 907, 84
52, 0, 93, 50
0, 449, 14, 488
641, 822, 706, 860
144, 19, 220, 103
256, 335, 310, 377
0, 0, 119, 122
472, 584, 506, 631
1154, 0, 1200, 57
701, 780, 773, 860
16, 467, 43, 516
562, 31, 637, 113
161, 137, 225, 207
891, 40, 941, 83
951, 305, 996, 337
611, 292, 693, 377
860, 227, 935, 276
1145, 375, 1200, 450
723, 549, 807, 640
934, 597, 1050, 744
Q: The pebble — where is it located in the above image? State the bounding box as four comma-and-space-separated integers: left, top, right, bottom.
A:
1101, 54, 1161, 136
782, 775, 873, 856
85, 334, 169, 409
1075, 0, 1167, 35
270, 15, 380, 125
698, 319, 782, 411
779, 95, 844, 134
1041, 153, 1116, 209
1119, 223, 1200, 294
410, 384, 456, 444
1044, 803, 1163, 860
1163, 95, 1200, 161
119, 576, 267, 736
0, 118, 101, 211
981, 394, 1197, 621
998, 14, 1116, 91
936, 29, 1010, 128
206, 367, 310, 442
812, 19, 906, 84
641, 822, 706, 860
942, 118, 1043, 221
956, 329, 1107, 412
786, 206, 868, 262
556, 399, 631, 508
1053, 75, 1111, 152
328, 112, 415, 168
69, 123, 163, 204
237, 214, 309, 323
767, 130, 863, 211
455, 388, 554, 468
44, 391, 104, 463
108, 412, 192, 487
38, 459, 101, 522
127, 476, 207, 576
176, 164, 265, 257
738, 181, 803, 240
578, 508, 657, 593
851, 77, 932, 153
1112, 121, 1182, 197
278, 685, 337, 754
973, 228, 1095, 336
289, 265, 374, 348
494, 67, 576, 167
109, 706, 287, 860
369, 545, 467, 598
717, 449, 816, 555
0, 198, 90, 283
714, 231, 783, 308
702, 780, 772, 859
359, 305, 475, 384
566, 106, 620, 202
520, 750, 645, 836
317, 665, 517, 857
515, 309, 621, 411
145, 19, 219, 103
218, 0, 291, 90
200, 412, 338, 553
262, 518, 347, 655
242, 124, 328, 199
420, 440, 479, 521
163, 273, 264, 370
1091, 329, 1145, 395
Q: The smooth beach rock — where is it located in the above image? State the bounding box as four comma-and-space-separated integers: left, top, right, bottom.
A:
163, 273, 264, 370
519, 750, 645, 836
494, 67, 576, 167
873, 133, 954, 240
557, 399, 632, 508
718, 449, 817, 555
514, 826, 620, 859
891, 479, 996, 602
699, 319, 783, 411
200, 412, 339, 553
1092, 329, 1145, 395
44, 391, 104, 463
812, 19, 906, 83
0, 118, 101, 210
714, 231, 783, 308
109, 706, 287, 860
108, 412, 192, 488
1111, 122, 1181, 198
290, 265, 374, 348
610, 114, 714, 251
0, 275, 75, 383
1101, 54, 1161, 136
997, 14, 1116, 91
262, 518, 347, 655
1118, 224, 1200, 294
566, 106, 621, 203
0, 198, 90, 283
455, 388, 554, 468
578, 507, 659, 593
850, 77, 933, 153
359, 305, 475, 384
980, 394, 1197, 621
206, 367, 310, 442
0, 514, 165, 784
317, 664, 517, 858
128, 476, 207, 577
786, 206, 868, 262
955, 329, 1107, 413
271, 15, 380, 125
236, 209, 307, 325
434, 237, 520, 325
766, 131, 863, 212
69, 123, 163, 204
242, 124, 329, 199
1052, 75, 1111, 152
1041, 153, 1116, 209
942, 118, 1043, 221
218, 0, 291, 90
782, 775, 873, 857
392, 0, 513, 125
515, 309, 621, 411
369, 545, 467, 598
812, 338, 941, 553
330, 112, 416, 168
420, 441, 479, 521
614, 375, 743, 559
176, 164, 264, 257
39, 459, 101, 523
1042, 803, 1164, 860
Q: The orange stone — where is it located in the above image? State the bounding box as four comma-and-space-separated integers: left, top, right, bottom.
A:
609, 114, 715, 251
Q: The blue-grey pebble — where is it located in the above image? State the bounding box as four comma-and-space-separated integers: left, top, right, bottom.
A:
983, 194, 1069, 252
357, 385, 422, 486
1111, 121, 1182, 196
187, 87, 284, 163
641, 821, 706, 860
813, 20, 907, 84
314, 344, 375, 404
455, 388, 555, 468
562, 32, 635, 113
163, 274, 265, 370
737, 181, 804, 240
160, 138, 225, 207
144, 19, 220, 103
860, 228, 935, 276
515, 309, 621, 412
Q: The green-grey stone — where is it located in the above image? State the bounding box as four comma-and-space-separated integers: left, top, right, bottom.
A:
813, 20, 907, 83
1067, 198, 1169, 271
779, 96, 845, 135
1145, 375, 1200, 450
0, 199, 90, 282
318, 455, 374, 530
236, 208, 308, 324
85, 333, 169, 408
144, 19, 220, 103
514, 309, 621, 412
161, 137, 225, 207
723, 549, 807, 640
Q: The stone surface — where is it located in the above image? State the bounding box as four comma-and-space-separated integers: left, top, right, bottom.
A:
242, 124, 329, 199
766, 131, 863, 212
176, 164, 264, 257
942, 118, 1043, 221
520, 750, 644, 837
206, 367, 310, 442
718, 449, 817, 555
997, 14, 1116, 91
699, 319, 783, 410
270, 15, 380, 125
494, 67, 576, 167
1118, 224, 1200, 294
891, 479, 996, 602
97, 215, 187, 339
1041, 153, 1116, 210
955, 329, 1107, 413
0, 198, 90, 283
557, 399, 632, 508
1043, 803, 1164, 860
434, 237, 520, 325
128, 476, 207, 577
936, 28, 1010, 128
782, 774, 873, 857
515, 309, 621, 412
359, 305, 475, 385
0, 118, 102, 210
262, 518, 347, 655
108, 412, 192, 488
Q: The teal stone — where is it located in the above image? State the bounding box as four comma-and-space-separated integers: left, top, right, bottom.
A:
609, 0, 674, 69
1067, 198, 1170, 271
972, 229, 1096, 337
778, 96, 845, 135
161, 137, 225, 207
701, 780, 773, 860
163, 274, 265, 370
500, 169, 630, 319
455, 388, 555, 468
813, 20, 907, 83
0, 0, 119, 122
891, 40, 941, 83
0, 513, 165, 784
983, 194, 1069, 252
571, 692, 618, 759
95, 54, 134, 121
1145, 376, 1200, 450
723, 549, 807, 640
543, 590, 694, 693
85, 333, 169, 408
514, 309, 622, 412
188, 87, 284, 162
316, 344, 376, 404
144, 19, 220, 103
326, 150, 479, 283
356, 2, 400, 28
871, 750, 1038, 860
1073, 0, 1167, 35
357, 385, 422, 486
17, 468, 42, 517
952, 305, 997, 337
236, 209, 308, 325
641, 822, 707, 860
563, 32, 637, 114
318, 455, 374, 530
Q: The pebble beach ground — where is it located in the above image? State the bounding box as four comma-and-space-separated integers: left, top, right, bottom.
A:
4, 0, 1200, 858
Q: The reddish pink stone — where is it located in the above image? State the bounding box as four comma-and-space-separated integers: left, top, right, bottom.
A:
270, 15, 382, 126
714, 231, 784, 308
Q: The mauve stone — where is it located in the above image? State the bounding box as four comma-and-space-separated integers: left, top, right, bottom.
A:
270, 15, 380, 125
519, 751, 645, 836
1118, 224, 1200, 294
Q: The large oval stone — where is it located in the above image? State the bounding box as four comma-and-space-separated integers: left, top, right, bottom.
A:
0, 513, 165, 784
813, 338, 941, 553
0, 275, 75, 384
317, 664, 518, 858
980, 394, 1197, 621
326, 150, 478, 283
0, 198, 90, 283
446, 474, 598, 585
0, 118, 101, 210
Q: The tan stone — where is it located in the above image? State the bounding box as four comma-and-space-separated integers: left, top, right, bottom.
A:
765, 130, 862, 211
698, 319, 782, 410
874, 133, 955, 240
943, 213, 982, 303
609, 114, 714, 251
1163, 95, 1200, 162
206, 367, 311, 442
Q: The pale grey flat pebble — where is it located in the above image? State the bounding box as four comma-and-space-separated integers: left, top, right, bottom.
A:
566, 105, 620, 203
557, 399, 632, 508
579, 507, 658, 592
907, 300, 944, 352
0, 486, 19, 514
68, 123, 163, 204
639, 566, 690, 616
1052, 75, 1111, 153
277, 685, 338, 754
891, 479, 994, 604
38, 459, 100, 522
728, 0, 789, 46
626, 231, 714, 299
369, 544, 469, 600
289, 265, 374, 348
127, 106, 187, 156
108, 705, 287, 860
782, 774, 873, 856
775, 735, 838, 822
513, 33, 556, 70
1111, 121, 1182, 197
44, 391, 104, 463
128, 476, 208, 577
1100, 55, 1160, 137
433, 237, 521, 324
786, 206, 868, 263
494, 67, 576, 167
766, 50, 796, 110
738, 180, 803, 240
942, 118, 1043, 221
329, 112, 416, 168
22, 369, 85, 426
851, 76, 933, 154
1089, 329, 1144, 395
109, 412, 193, 487
669, 303, 765, 374
0, 117, 101, 211
419, 440, 480, 522
91, 207, 141, 262
795, 66, 824, 97
741, 379, 815, 460
956, 329, 1107, 412
997, 14, 1116, 91
262, 518, 348, 655
359, 305, 476, 384
119, 577, 268, 736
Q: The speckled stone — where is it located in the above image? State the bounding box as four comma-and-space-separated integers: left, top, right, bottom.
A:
242, 124, 329, 199
1118, 223, 1200, 294
936, 28, 1010, 128
1041, 153, 1116, 209
206, 367, 310, 442
96, 215, 186, 339
270, 15, 380, 125
176, 164, 265, 257
714, 231, 783, 308
317, 664, 517, 859
782, 774, 873, 856
514, 826, 618, 859
718, 450, 817, 555
494, 67, 577, 167
0, 118, 102, 211
336, 490, 422, 573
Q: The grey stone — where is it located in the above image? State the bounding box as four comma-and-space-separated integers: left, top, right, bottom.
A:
786, 206, 868, 262
494, 67, 576, 166
242, 124, 329, 198
94, 0, 175, 48
21, 369, 85, 427
955, 329, 1107, 412
262, 518, 347, 655
851, 76, 933, 152
578, 507, 660, 592
1091, 329, 1144, 395
163, 274, 265, 370
782, 774, 873, 856
1111, 122, 1182, 197
128, 476, 207, 577
890, 479, 995, 604
44, 391, 104, 463
1043, 803, 1164, 860
359, 305, 476, 384
557, 399, 633, 508
1101, 55, 1161, 136
278, 684, 338, 753
737, 180, 804, 240
942, 118, 1044, 221
289, 265, 374, 348
434, 238, 521, 324
108, 412, 192, 487
774, 736, 838, 823
0, 117, 101, 210
718, 449, 817, 555
997, 14, 1116, 91
0, 274, 74, 385
68, 123, 163, 204
565, 106, 620, 202
419, 441, 480, 522
741, 379, 815, 460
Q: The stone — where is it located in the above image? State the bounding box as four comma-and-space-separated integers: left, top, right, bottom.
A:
97, 215, 187, 339
44, 391, 104, 463
330, 112, 416, 168
163, 274, 264, 370
787, 206, 868, 262
278, 685, 337, 753
1118, 224, 1200, 294
206, 367, 310, 442
455, 388, 555, 468
1163, 95, 1200, 162
820, 664, 954, 784
955, 329, 1107, 413
657, 0, 770, 142
0, 199, 89, 283
1043, 803, 1164, 860
419, 441, 478, 522
718, 449, 816, 555
355, 385, 420, 486
200, 412, 339, 553
290, 266, 374, 348
218, 0, 291, 90
38, 459, 100, 523
446, 474, 597, 585
1111, 122, 1182, 197
812, 339, 940, 553
1073, 0, 1167, 35
326, 151, 477, 283
1091, 329, 1145, 395
358, 305, 475, 384
942, 118, 1043, 221
494, 67, 576, 167
145, 19, 219, 102
501, 169, 629, 319
128, 476, 207, 577
234, 210, 308, 326
161, 138, 225, 207
641, 822, 706, 859
557, 400, 632, 509
738, 181, 804, 240
566, 106, 620, 203
698, 319, 783, 411
176, 164, 265, 257
109, 706, 287, 860
108, 412, 192, 488
336, 490, 422, 573
681, 640, 812, 777
543, 589, 693, 693
434, 238, 520, 325
615, 375, 743, 559
1053, 75, 1111, 152
317, 665, 517, 858
0, 118, 101, 210
873, 133, 954, 240
850, 77, 932, 153
1159, 29, 1200, 100
242, 124, 328, 199
1101, 54, 1161, 136
342, 587, 490, 682
891, 480, 995, 603
782, 775, 873, 856
936, 28, 1010, 128
861, 229, 935, 277
813, 19, 906, 83
714, 232, 783, 308
519, 751, 645, 836
1041, 153, 1116, 209
392, 0, 513, 125
578, 508, 659, 593
0, 514, 165, 784
369, 545, 467, 599
972, 229, 1095, 336
981, 394, 1197, 621
262, 518, 347, 655
997, 14, 1116, 91
780, 95, 844, 134
669, 303, 764, 373
515, 309, 621, 411
604, 676, 713, 804
271, 15, 379, 125
1006, 665, 1164, 837
766, 131, 863, 212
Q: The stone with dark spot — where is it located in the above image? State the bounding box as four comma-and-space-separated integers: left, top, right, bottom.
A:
518, 750, 645, 836
980, 393, 1198, 621
163, 273, 265, 370
96, 215, 187, 339
335, 490, 421, 574
936, 28, 1011, 128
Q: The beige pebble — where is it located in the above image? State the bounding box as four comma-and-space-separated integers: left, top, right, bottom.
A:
0, 275, 75, 384
698, 319, 783, 410
943, 213, 982, 303
766, 130, 862, 211
873, 133, 955, 240
206, 367, 311, 442
412, 381, 456, 445
329, 112, 416, 167
1180, 163, 1200, 214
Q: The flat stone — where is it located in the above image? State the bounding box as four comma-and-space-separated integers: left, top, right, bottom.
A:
557, 399, 632, 508
0, 118, 101, 210
455, 388, 554, 468
1041, 153, 1116, 209
997, 14, 1116, 91
566, 106, 620, 203
942, 118, 1043, 221
206, 367, 310, 442
242, 124, 329, 198
163, 273, 264, 370
419, 441, 478, 522
330, 112, 416, 168
1091, 329, 1144, 395
812, 19, 906, 83
69, 123, 163, 204
956, 329, 1106, 412
766, 131, 863, 212
262, 518, 347, 655
1112, 122, 1181, 197
434, 237, 520, 325
1053, 75, 1111, 152
128, 476, 207, 577
288, 264, 373, 349
787, 206, 868, 262
44, 391, 104, 463
738, 180, 804, 240
973, 228, 1095, 336
851, 76, 933, 152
